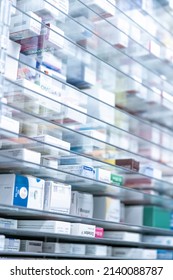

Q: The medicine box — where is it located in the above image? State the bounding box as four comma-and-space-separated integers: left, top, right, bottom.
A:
44, 181, 71, 214
143, 235, 173, 246
157, 250, 173, 260
5, 39, 21, 81
0, 174, 45, 210
85, 0, 116, 17
95, 168, 111, 184
0, 115, 19, 134
0, 235, 5, 251
70, 0, 115, 19
110, 173, 123, 186
71, 244, 86, 255
59, 155, 92, 166
0, 218, 17, 230
17, 0, 69, 22
95, 227, 104, 238
104, 231, 141, 242
5, 238, 20, 252
10, 12, 42, 41
112, 248, 157, 259
38, 23, 64, 51
61, 104, 87, 125
0, 148, 41, 165
125, 206, 171, 229
71, 223, 96, 238
86, 245, 112, 256
67, 59, 96, 89
59, 165, 95, 179
20, 240, 43, 253
70, 191, 93, 218
18, 220, 71, 235
43, 242, 72, 254
41, 157, 58, 169
32, 135, 70, 156
93, 196, 121, 222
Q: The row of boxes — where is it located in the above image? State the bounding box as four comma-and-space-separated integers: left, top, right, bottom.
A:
1, 233, 173, 259
0, 173, 121, 222
0, 173, 172, 228
2, 214, 173, 247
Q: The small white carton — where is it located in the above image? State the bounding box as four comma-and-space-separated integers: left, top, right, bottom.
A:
59, 165, 95, 179
95, 168, 111, 183
71, 223, 96, 238
86, 245, 112, 256
10, 12, 42, 40
112, 248, 157, 259
0, 174, 44, 210
5, 39, 21, 81
44, 181, 71, 214
70, 191, 93, 218
43, 242, 72, 254
17, 0, 69, 22
104, 231, 141, 242
0, 148, 41, 165
0, 115, 19, 134
71, 244, 86, 255
0, 235, 5, 251
0, 218, 17, 230
18, 220, 71, 235
5, 238, 20, 252
20, 240, 43, 253
143, 235, 173, 246
31, 134, 70, 156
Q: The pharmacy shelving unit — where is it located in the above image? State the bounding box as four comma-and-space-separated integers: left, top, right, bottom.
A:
1, 0, 173, 259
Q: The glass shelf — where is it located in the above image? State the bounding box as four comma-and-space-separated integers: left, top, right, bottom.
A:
1, 225, 173, 250
65, 0, 173, 99
10, 3, 173, 124
0, 204, 173, 237
3, 78, 173, 183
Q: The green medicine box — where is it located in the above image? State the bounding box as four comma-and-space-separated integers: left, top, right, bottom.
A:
110, 173, 123, 186
125, 206, 171, 229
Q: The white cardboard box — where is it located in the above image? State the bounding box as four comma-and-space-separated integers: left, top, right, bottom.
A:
104, 231, 141, 242
59, 165, 95, 179
0, 115, 19, 134
143, 235, 173, 246
18, 220, 71, 235
93, 196, 120, 222
41, 157, 58, 169
43, 242, 72, 254
31, 135, 70, 156
17, 0, 69, 21
0, 235, 5, 251
5, 39, 21, 81
20, 240, 43, 253
10, 11, 42, 40
86, 245, 112, 256
0, 174, 44, 210
5, 238, 20, 252
112, 248, 157, 259
95, 168, 111, 183
39, 23, 64, 50
0, 148, 41, 165
71, 244, 86, 255
44, 181, 71, 214
0, 218, 17, 230
70, 191, 93, 218
71, 223, 96, 238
